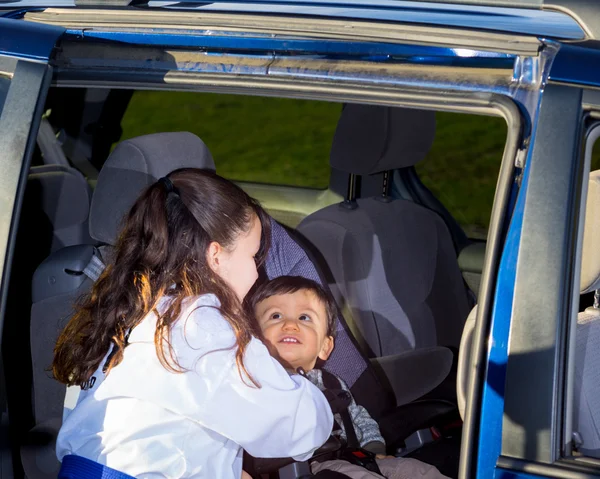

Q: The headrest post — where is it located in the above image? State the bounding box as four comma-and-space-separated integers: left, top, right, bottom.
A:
594, 290, 600, 309
375, 170, 393, 204
382, 171, 390, 197
341, 173, 359, 210
381, 170, 392, 202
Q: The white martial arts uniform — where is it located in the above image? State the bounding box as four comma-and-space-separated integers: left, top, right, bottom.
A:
56, 294, 333, 478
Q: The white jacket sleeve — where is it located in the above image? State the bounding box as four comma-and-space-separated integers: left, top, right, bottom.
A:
173, 303, 334, 461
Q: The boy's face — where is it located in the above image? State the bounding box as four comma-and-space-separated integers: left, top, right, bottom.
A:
255, 289, 334, 372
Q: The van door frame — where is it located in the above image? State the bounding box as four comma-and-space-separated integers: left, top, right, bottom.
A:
0, 16, 64, 478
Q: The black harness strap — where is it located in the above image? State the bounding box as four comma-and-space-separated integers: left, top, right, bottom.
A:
321, 369, 360, 448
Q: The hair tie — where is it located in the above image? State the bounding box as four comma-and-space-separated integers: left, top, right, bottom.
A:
158, 176, 178, 195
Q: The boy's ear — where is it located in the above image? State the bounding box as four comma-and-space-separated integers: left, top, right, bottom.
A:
318, 336, 335, 362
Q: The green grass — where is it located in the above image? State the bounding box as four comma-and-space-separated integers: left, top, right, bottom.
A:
417, 112, 506, 237
121, 91, 595, 236
119, 91, 339, 189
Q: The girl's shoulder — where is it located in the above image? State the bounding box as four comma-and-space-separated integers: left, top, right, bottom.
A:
174, 293, 235, 343
183, 292, 222, 311
128, 294, 234, 351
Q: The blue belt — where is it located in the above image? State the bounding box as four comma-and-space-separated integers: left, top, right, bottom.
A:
59, 455, 136, 479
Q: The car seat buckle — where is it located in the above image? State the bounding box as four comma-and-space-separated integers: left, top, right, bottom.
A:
339, 447, 382, 475
396, 428, 436, 457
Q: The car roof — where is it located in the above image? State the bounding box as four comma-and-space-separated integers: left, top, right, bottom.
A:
0, 0, 590, 40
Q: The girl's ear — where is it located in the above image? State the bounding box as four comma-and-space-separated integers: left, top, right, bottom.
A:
206, 241, 223, 274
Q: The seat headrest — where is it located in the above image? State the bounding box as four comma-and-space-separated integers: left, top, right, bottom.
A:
27, 165, 92, 251
89, 132, 215, 246
330, 105, 436, 175
581, 170, 600, 294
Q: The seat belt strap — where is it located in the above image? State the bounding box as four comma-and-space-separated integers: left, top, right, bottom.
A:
37, 117, 70, 167
321, 369, 360, 448
83, 249, 106, 283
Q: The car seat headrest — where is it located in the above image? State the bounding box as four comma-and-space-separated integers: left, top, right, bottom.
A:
89, 131, 215, 246
581, 170, 600, 294
330, 104, 436, 175
27, 165, 92, 252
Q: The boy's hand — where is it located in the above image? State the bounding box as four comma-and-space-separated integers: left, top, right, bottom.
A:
375, 454, 396, 460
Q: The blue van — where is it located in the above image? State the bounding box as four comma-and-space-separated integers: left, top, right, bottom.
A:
1, 1, 599, 478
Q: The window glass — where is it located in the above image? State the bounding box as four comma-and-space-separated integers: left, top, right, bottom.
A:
416, 112, 507, 239
120, 93, 506, 239
119, 91, 340, 189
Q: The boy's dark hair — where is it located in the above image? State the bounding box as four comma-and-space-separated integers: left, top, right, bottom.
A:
247, 276, 337, 338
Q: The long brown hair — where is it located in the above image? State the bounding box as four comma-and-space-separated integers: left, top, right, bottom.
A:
53, 168, 271, 387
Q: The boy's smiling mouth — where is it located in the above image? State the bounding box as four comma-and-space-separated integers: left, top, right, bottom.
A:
279, 336, 302, 344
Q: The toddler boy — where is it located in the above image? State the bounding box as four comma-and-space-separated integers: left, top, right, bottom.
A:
248, 276, 449, 479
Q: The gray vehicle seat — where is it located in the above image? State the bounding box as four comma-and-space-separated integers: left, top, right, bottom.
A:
297, 104, 471, 358
573, 169, 600, 457
3, 164, 93, 476
22, 132, 216, 479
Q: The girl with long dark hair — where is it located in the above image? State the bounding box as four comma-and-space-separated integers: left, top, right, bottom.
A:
53, 168, 333, 478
